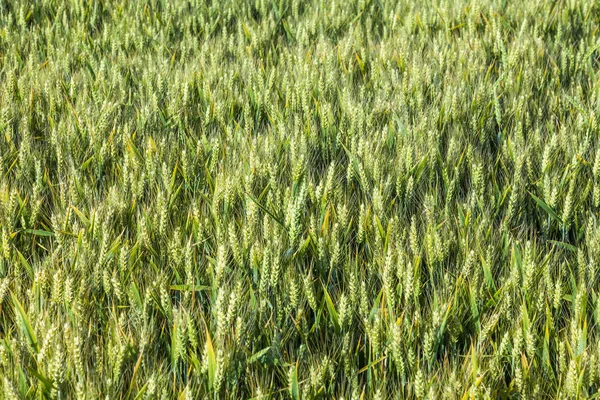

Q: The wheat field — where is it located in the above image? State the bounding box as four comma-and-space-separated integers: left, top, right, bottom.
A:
1, 0, 600, 398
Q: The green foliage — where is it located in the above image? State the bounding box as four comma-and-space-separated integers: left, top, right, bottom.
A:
0, 0, 600, 398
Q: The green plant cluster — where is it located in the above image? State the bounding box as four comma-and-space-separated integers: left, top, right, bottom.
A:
1, 0, 600, 398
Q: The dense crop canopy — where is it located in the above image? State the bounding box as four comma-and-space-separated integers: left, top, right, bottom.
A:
0, 0, 600, 398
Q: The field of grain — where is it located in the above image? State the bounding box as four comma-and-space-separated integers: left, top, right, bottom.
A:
1, 0, 600, 398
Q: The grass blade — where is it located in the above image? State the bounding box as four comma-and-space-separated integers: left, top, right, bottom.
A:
11, 292, 39, 354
